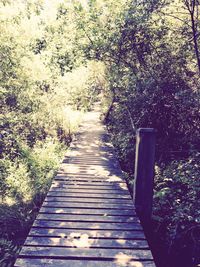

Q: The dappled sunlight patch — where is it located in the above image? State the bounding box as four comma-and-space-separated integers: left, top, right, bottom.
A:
52, 181, 59, 187
86, 168, 111, 177
49, 229, 56, 234
56, 209, 65, 213
71, 234, 93, 248
106, 176, 123, 182
60, 233, 66, 238
68, 232, 97, 248
68, 151, 82, 157
114, 253, 143, 267
114, 253, 133, 266
61, 165, 79, 173
128, 262, 144, 267
116, 239, 126, 245
60, 222, 67, 226
1, 196, 17, 206
118, 183, 127, 190
49, 237, 60, 246
85, 148, 97, 152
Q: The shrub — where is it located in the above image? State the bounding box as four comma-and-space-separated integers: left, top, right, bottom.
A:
153, 153, 200, 266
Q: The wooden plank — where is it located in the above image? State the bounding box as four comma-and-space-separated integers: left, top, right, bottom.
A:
55, 174, 125, 180
55, 173, 125, 178
56, 173, 118, 176
49, 188, 130, 195
47, 192, 132, 199
52, 182, 127, 188
58, 169, 123, 174
59, 172, 123, 176
18, 246, 153, 260
52, 180, 128, 190
28, 228, 146, 239
71, 158, 117, 160
43, 201, 134, 210
24, 236, 149, 249
36, 214, 139, 223
68, 163, 112, 166
68, 158, 111, 160
44, 196, 133, 204
54, 176, 125, 183
63, 167, 122, 172
50, 185, 130, 194
56, 174, 113, 178
39, 207, 136, 216
15, 258, 156, 267
53, 180, 125, 184
50, 186, 130, 194
64, 163, 113, 167
71, 158, 115, 160
54, 179, 126, 185
59, 169, 122, 175
33, 220, 143, 230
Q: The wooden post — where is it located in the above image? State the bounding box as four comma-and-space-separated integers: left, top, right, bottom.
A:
133, 128, 156, 222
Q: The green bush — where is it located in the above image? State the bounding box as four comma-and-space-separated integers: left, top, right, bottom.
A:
153, 153, 200, 266
0, 239, 20, 267
1, 137, 64, 203
0, 137, 65, 266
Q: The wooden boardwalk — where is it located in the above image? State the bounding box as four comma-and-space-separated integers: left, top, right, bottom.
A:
15, 106, 155, 267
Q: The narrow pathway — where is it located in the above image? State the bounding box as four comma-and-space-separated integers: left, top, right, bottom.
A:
15, 105, 155, 267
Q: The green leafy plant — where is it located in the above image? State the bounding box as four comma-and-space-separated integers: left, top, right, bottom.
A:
153, 153, 200, 266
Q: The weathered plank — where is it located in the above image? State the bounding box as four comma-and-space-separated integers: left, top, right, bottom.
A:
50, 186, 129, 193
54, 179, 126, 185
15, 258, 155, 267
18, 246, 153, 260
24, 236, 149, 249
47, 192, 132, 199
60, 165, 120, 170
49, 187, 130, 194
42, 201, 134, 209
37, 214, 139, 223
33, 220, 143, 230
55, 173, 125, 178
54, 176, 125, 183
28, 228, 146, 239
52, 182, 127, 188
44, 196, 133, 204
39, 207, 136, 216
57, 171, 123, 176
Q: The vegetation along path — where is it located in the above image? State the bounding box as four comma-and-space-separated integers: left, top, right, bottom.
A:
15, 104, 155, 267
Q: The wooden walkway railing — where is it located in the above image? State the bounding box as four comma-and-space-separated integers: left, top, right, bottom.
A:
15, 106, 156, 267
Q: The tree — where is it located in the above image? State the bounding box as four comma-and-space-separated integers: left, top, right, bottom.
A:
184, 0, 200, 74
